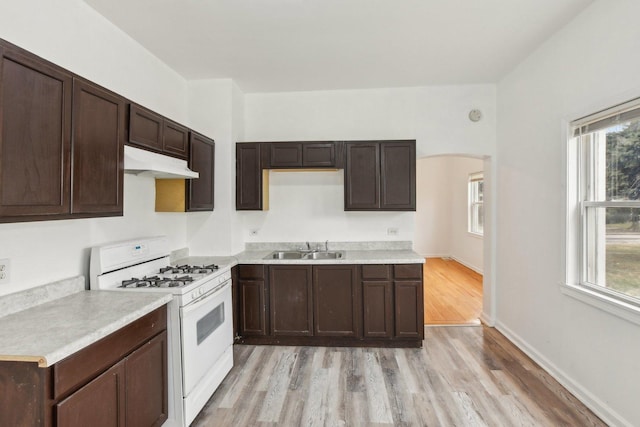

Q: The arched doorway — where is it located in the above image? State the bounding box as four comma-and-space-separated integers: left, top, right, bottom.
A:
416, 154, 495, 326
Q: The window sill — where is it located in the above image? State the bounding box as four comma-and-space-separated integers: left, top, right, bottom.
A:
560, 283, 640, 326
467, 231, 484, 239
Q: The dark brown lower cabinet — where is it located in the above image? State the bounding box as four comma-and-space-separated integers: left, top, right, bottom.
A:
269, 265, 313, 336
393, 264, 424, 339
237, 265, 268, 336
0, 307, 167, 427
394, 281, 423, 338
56, 360, 126, 427
124, 332, 168, 427
239, 280, 268, 336
362, 280, 393, 338
313, 265, 358, 337
235, 263, 423, 347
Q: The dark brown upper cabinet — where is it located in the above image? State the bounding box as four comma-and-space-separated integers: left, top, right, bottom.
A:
128, 104, 189, 159
128, 103, 163, 151
0, 40, 124, 223
0, 41, 73, 221
267, 141, 340, 169
268, 142, 302, 168
236, 143, 268, 210
71, 78, 125, 216
303, 142, 340, 168
344, 140, 416, 211
163, 119, 189, 159
187, 131, 215, 211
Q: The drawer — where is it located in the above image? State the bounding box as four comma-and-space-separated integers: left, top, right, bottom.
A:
394, 264, 423, 280
238, 264, 267, 280
361, 265, 391, 280
53, 306, 167, 399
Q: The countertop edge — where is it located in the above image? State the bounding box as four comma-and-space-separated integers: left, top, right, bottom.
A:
40, 293, 173, 367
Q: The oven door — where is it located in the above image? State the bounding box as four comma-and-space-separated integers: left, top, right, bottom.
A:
179, 281, 233, 397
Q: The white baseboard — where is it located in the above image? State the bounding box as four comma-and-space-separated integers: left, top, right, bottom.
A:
479, 311, 494, 326
450, 255, 483, 275
495, 321, 632, 427
421, 254, 484, 275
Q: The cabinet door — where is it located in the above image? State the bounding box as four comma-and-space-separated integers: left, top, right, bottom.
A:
239, 280, 268, 336
128, 103, 163, 151
313, 265, 358, 337
236, 143, 264, 210
394, 281, 424, 339
163, 119, 189, 159
344, 142, 380, 210
71, 78, 125, 215
125, 331, 168, 427
269, 265, 313, 336
380, 141, 416, 210
303, 142, 336, 168
362, 280, 393, 338
0, 43, 72, 219
187, 131, 215, 211
269, 142, 302, 168
56, 360, 126, 427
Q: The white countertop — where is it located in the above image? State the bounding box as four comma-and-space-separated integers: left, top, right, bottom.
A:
234, 249, 425, 265
0, 288, 172, 367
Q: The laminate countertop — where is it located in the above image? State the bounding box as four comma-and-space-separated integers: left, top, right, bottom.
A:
0, 278, 171, 367
234, 249, 425, 265
232, 240, 422, 265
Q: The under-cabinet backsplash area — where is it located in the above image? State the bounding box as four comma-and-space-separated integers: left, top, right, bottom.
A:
239, 170, 415, 242
0, 174, 188, 295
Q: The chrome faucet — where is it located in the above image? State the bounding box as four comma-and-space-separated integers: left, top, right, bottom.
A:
324, 240, 329, 252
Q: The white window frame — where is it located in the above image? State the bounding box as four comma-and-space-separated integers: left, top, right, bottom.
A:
468, 172, 484, 236
565, 97, 640, 321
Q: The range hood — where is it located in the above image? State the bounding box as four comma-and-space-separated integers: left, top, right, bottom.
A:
124, 145, 199, 179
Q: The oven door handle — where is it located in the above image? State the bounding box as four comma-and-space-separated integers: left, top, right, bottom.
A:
181, 281, 229, 316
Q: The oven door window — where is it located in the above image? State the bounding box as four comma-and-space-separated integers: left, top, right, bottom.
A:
197, 302, 224, 345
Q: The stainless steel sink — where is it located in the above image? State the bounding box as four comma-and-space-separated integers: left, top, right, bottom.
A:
263, 250, 345, 260
304, 251, 344, 260
267, 251, 305, 259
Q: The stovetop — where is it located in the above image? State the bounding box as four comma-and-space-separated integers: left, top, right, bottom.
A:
119, 264, 219, 289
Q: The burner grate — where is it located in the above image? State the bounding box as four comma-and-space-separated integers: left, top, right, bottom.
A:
159, 264, 219, 275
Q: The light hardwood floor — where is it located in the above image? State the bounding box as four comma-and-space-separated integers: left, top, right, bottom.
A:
424, 258, 483, 325
192, 327, 605, 426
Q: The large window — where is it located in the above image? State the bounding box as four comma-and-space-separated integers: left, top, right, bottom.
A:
468, 172, 484, 236
570, 99, 640, 305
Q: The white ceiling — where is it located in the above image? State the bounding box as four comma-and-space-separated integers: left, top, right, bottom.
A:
84, 0, 593, 93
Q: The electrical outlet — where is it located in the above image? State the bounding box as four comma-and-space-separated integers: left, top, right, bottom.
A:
0, 259, 9, 284
387, 227, 399, 236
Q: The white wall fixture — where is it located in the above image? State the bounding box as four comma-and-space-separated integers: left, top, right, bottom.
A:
468, 109, 482, 122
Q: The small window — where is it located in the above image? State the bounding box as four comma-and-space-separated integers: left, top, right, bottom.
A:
570, 98, 640, 305
468, 172, 484, 236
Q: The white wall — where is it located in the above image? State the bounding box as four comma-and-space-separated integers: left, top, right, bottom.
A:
186, 79, 245, 255
415, 156, 484, 273
0, 0, 190, 294
243, 85, 496, 245
496, 0, 640, 425
415, 157, 452, 257
449, 157, 484, 272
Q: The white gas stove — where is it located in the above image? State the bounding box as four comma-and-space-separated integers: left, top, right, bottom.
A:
90, 236, 234, 427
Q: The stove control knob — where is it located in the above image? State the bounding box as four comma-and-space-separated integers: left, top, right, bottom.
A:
191, 291, 197, 300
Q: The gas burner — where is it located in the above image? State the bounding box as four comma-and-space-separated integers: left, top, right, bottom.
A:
159, 264, 219, 275
120, 275, 195, 288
